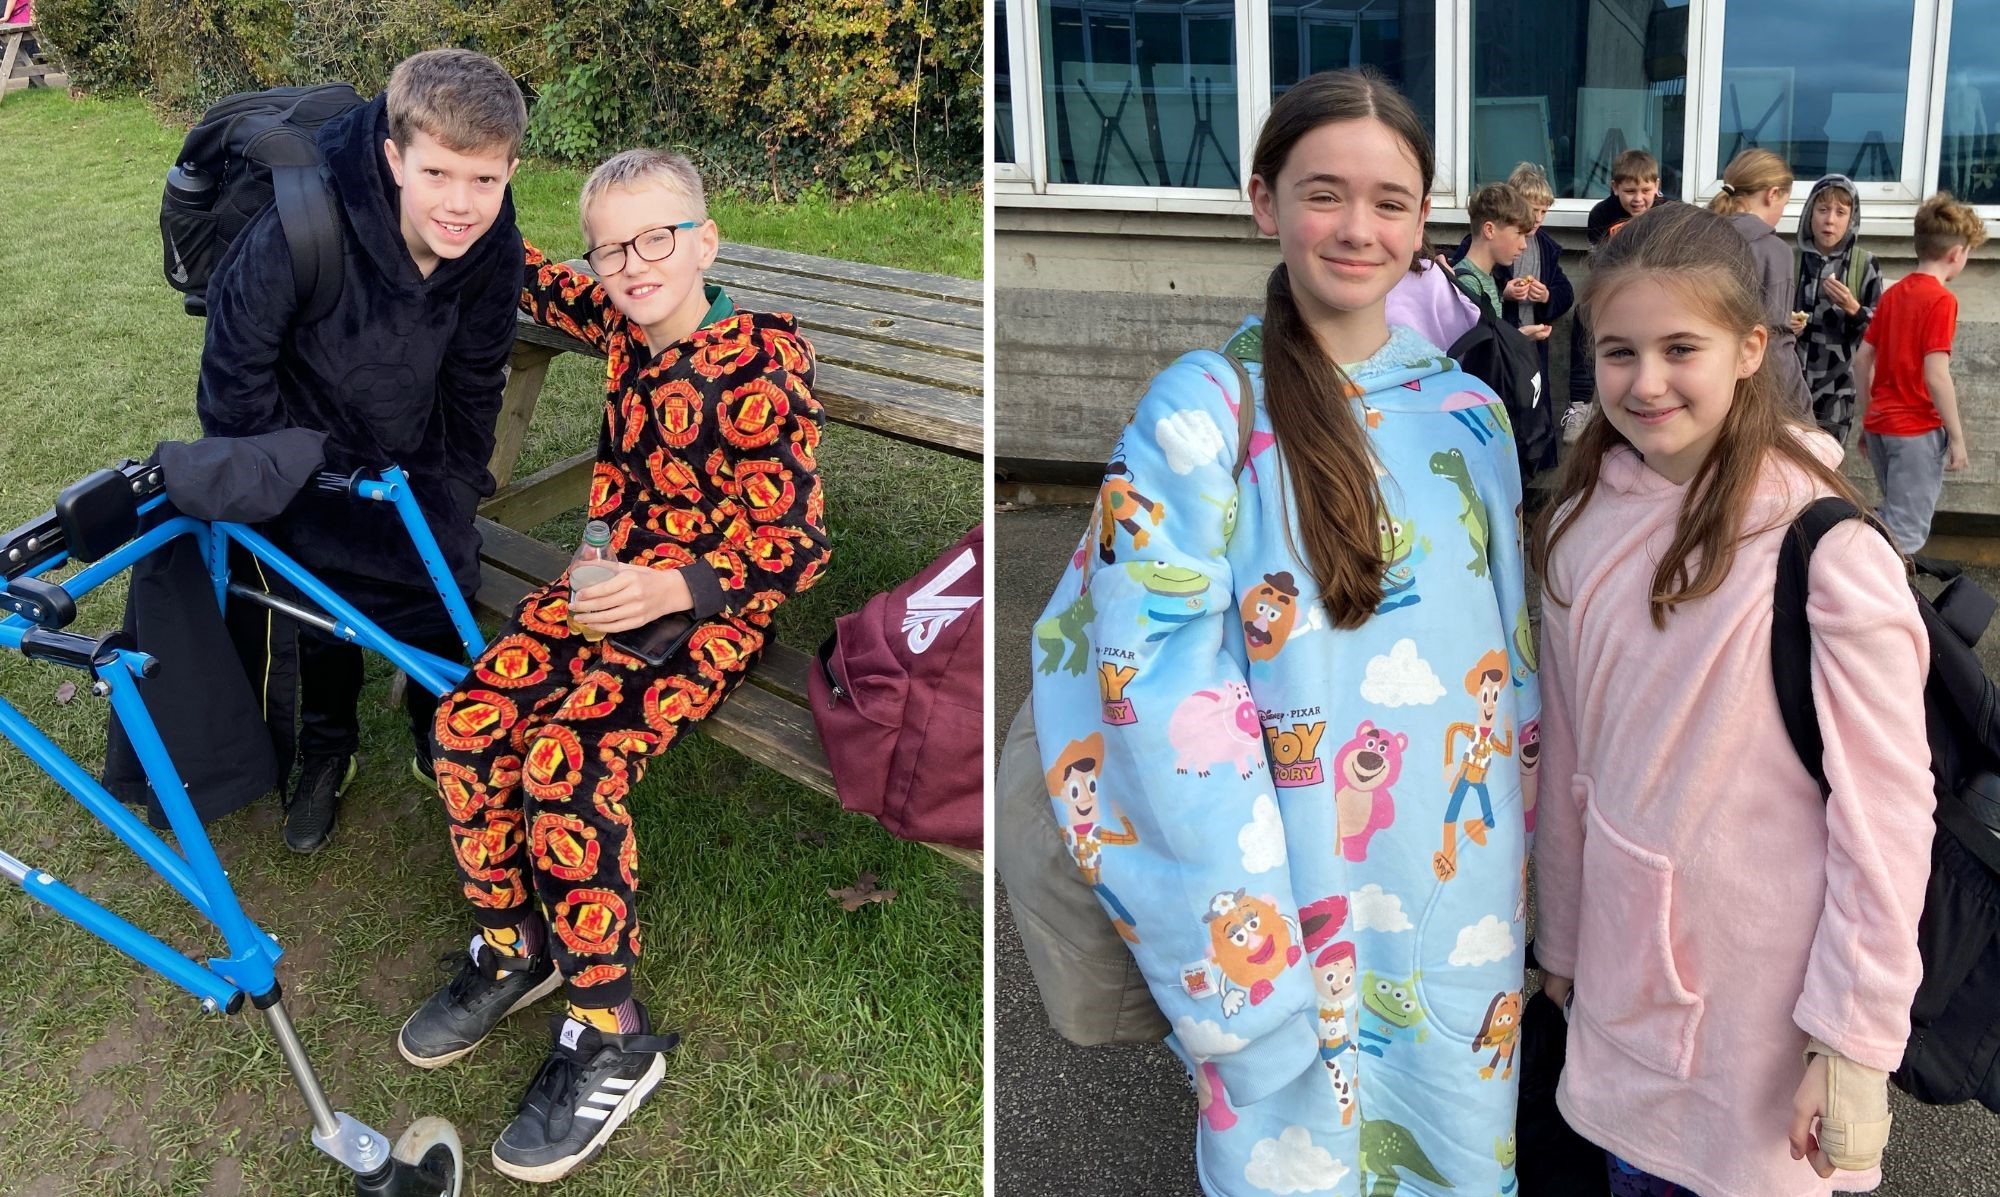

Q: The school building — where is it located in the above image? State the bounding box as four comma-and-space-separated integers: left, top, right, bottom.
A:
993, 0, 2000, 516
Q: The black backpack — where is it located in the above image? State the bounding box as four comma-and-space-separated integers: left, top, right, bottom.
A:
1444, 272, 1554, 478
1773, 496, 2000, 1112
161, 83, 365, 321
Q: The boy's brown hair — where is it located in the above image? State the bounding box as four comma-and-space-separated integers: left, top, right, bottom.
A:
1468, 182, 1533, 235
1611, 149, 1659, 185
1914, 192, 1989, 262
386, 49, 528, 159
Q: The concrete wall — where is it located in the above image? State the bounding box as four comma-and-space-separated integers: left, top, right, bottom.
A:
995, 206, 2000, 514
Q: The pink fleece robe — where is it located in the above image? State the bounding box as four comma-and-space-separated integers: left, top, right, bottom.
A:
1534, 438, 1934, 1197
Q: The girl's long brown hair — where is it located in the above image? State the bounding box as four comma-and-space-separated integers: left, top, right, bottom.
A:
1534, 202, 1864, 627
1707, 147, 1793, 218
1252, 67, 1434, 628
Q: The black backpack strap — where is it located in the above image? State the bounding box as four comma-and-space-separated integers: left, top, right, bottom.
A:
260, 127, 343, 324
1771, 496, 1873, 800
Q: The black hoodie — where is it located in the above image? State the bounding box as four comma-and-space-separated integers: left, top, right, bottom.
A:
195, 94, 521, 634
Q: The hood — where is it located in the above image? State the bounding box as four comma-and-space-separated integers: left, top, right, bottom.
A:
316, 94, 519, 296
1796, 173, 1862, 259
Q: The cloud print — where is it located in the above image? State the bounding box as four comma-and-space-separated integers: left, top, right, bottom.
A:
1360, 638, 1445, 707
1351, 884, 1412, 933
1449, 914, 1517, 967
1174, 1015, 1249, 1059
1239, 794, 1286, 873
1244, 1126, 1348, 1193
1156, 408, 1226, 475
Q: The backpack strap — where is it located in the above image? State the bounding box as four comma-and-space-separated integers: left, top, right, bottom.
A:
1222, 350, 1257, 483
1771, 496, 1878, 800
1846, 247, 1872, 305
263, 129, 344, 325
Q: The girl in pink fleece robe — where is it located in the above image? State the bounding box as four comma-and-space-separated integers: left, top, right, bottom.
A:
1531, 203, 1935, 1197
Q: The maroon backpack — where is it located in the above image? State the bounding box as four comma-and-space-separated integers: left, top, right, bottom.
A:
808, 525, 984, 849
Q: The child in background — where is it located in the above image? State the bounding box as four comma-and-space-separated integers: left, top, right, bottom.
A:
1535, 201, 1932, 1197
1031, 66, 1535, 1196
1709, 147, 1812, 418
1453, 182, 1533, 321
1853, 191, 1989, 553
1793, 174, 1884, 445
1566, 150, 1669, 443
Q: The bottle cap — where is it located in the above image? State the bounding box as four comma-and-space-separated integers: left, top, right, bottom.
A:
582, 520, 611, 546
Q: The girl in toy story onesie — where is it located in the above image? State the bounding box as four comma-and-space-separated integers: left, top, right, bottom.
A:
1030, 68, 1535, 1196
396, 148, 826, 1184
1534, 202, 1932, 1197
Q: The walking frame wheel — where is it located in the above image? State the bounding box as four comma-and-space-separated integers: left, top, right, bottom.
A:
354, 1116, 465, 1196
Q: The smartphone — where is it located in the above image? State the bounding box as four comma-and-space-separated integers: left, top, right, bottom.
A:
611, 612, 697, 667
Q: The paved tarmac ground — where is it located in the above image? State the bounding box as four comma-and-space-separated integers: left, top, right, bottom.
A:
993, 504, 2000, 1197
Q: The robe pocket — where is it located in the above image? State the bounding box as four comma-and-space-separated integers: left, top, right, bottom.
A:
1572, 779, 1704, 1079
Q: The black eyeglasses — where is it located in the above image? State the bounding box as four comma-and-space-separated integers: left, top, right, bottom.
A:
583, 220, 701, 276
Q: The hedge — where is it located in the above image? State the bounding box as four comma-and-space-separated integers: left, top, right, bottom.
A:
30, 0, 982, 194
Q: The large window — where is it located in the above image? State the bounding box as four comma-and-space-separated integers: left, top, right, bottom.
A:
1040, 0, 1240, 189
1270, 1, 1435, 135
1472, 0, 1688, 198
998, 0, 1016, 164
1715, 0, 1915, 183
1942, 0, 2000, 204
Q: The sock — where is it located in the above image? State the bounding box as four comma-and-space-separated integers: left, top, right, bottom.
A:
569, 996, 642, 1034
481, 914, 545, 960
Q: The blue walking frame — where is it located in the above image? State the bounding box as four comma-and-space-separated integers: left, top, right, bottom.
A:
0, 460, 483, 1194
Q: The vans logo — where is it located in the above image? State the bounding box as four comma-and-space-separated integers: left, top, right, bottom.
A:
901, 547, 979, 654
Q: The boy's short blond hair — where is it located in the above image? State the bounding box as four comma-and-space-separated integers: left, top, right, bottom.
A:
1506, 162, 1554, 208
386, 49, 528, 159
1914, 192, 1989, 261
1468, 182, 1533, 234
1611, 149, 1660, 185
579, 149, 709, 240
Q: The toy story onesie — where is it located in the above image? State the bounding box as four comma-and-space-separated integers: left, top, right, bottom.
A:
1031, 319, 1537, 1196
430, 243, 828, 1011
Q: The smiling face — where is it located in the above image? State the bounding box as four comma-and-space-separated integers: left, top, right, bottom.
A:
1249, 117, 1428, 344
582, 181, 720, 349
1593, 275, 1767, 484
382, 128, 516, 276
1058, 760, 1099, 824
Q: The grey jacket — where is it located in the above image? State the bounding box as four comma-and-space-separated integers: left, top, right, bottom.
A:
1731, 211, 1814, 417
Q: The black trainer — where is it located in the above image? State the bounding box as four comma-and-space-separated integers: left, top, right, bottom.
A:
491, 1009, 680, 1183
283, 754, 355, 854
397, 937, 562, 1069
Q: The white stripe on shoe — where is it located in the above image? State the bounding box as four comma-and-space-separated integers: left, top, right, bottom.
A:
490, 1050, 668, 1183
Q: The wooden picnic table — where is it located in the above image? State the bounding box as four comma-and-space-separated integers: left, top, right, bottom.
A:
0, 21, 63, 103
472, 244, 984, 871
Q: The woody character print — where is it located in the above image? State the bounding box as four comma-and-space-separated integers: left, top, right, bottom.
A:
431, 242, 827, 1012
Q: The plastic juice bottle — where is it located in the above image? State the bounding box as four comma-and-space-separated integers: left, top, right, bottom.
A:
567, 520, 616, 641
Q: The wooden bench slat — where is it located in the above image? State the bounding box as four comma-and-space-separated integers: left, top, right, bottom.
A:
710, 262, 983, 331
715, 243, 983, 303
802, 327, 982, 395
513, 289, 982, 363
813, 362, 982, 458
480, 449, 595, 531
503, 320, 980, 459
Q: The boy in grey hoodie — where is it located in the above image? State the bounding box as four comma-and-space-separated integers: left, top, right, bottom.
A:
1793, 174, 1885, 444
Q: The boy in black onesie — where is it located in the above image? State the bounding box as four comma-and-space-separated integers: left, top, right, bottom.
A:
196, 49, 526, 853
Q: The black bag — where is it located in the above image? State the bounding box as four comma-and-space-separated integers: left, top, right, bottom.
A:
1444, 279, 1554, 477
1772, 496, 2000, 1113
161, 83, 364, 321
1516, 951, 1613, 1196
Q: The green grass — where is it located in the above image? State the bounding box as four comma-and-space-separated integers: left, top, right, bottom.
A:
0, 89, 982, 1196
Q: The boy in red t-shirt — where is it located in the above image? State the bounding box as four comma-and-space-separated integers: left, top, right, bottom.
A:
1853, 193, 1989, 552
